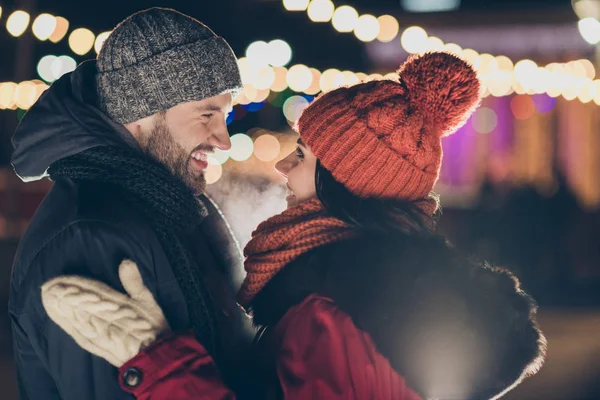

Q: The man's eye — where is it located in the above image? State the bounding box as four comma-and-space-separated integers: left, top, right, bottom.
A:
202, 113, 214, 118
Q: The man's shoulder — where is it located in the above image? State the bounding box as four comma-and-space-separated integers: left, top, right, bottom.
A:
10, 180, 163, 307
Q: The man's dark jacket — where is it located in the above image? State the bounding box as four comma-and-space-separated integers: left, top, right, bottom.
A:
8, 61, 253, 399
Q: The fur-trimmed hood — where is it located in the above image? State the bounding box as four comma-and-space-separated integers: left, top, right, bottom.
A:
251, 232, 545, 400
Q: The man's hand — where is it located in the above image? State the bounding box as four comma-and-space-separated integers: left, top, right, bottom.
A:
41, 260, 171, 367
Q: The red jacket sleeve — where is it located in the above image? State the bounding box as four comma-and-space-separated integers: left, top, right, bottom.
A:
273, 294, 423, 400
118, 331, 235, 400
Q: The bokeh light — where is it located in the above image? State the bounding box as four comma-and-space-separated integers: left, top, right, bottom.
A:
32, 13, 57, 41
401, 26, 428, 54
229, 134, 255, 161
510, 95, 536, 120
49, 17, 69, 43
477, 53, 499, 75
51, 55, 77, 81
271, 66, 289, 92
425, 36, 445, 51
69, 28, 95, 56
443, 42, 463, 55
210, 149, 230, 165
472, 107, 498, 134
342, 70, 359, 86
307, 0, 335, 22
304, 68, 322, 95
7, 11, 30, 37
495, 55, 514, 72
577, 79, 597, 103
253, 88, 271, 103
254, 66, 276, 90
254, 134, 281, 162
268, 39, 293, 67
376, 15, 399, 42
354, 14, 380, 42
0, 82, 17, 110
205, 163, 223, 185
246, 41, 270, 65
283, 0, 310, 11
94, 31, 112, 54
287, 64, 313, 92
37, 55, 57, 82
578, 17, 600, 45
15, 81, 37, 109
283, 95, 310, 122
320, 68, 342, 92
332, 5, 358, 33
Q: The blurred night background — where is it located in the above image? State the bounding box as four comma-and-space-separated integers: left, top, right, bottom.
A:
1, 0, 600, 398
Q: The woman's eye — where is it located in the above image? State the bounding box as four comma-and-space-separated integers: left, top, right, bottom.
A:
296, 147, 304, 159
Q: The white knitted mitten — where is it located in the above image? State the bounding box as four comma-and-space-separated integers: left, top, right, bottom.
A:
41, 259, 171, 367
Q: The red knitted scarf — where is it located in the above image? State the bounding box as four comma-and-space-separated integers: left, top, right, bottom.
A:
237, 198, 356, 307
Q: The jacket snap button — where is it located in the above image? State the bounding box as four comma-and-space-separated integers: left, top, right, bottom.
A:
123, 367, 142, 388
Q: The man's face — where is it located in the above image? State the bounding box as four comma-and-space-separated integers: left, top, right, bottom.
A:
140, 93, 233, 195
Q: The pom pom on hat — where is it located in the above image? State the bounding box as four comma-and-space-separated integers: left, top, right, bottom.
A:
398, 51, 482, 137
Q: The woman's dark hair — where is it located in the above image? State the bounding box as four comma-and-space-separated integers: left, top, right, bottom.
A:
315, 161, 438, 236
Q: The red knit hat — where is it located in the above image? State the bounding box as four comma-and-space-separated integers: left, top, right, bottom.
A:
297, 52, 482, 215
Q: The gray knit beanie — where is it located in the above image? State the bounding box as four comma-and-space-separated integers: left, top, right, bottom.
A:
96, 7, 243, 124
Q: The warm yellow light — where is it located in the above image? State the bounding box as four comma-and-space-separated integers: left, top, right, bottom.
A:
577, 58, 596, 80
254, 66, 276, 90
94, 31, 112, 54
242, 84, 258, 103
593, 80, 600, 105
320, 68, 342, 92
32, 14, 57, 41
0, 82, 17, 110
49, 17, 69, 43
237, 57, 259, 86
354, 14, 380, 42
577, 79, 597, 103
254, 134, 281, 162
305, 68, 322, 95
283, 0, 310, 11
425, 36, 444, 51
15, 81, 37, 109
205, 163, 223, 184
287, 64, 313, 92
477, 53, 498, 75
342, 70, 359, 86
332, 5, 358, 32
443, 43, 462, 55
368, 73, 384, 81
34, 82, 49, 103
355, 72, 368, 82
307, 0, 335, 23
68, 28, 95, 56
495, 55, 514, 72
461, 49, 480, 69
513, 59, 538, 90
376, 15, 399, 42
400, 26, 428, 54
486, 71, 513, 97
7, 11, 30, 37
253, 88, 271, 103
384, 72, 399, 81
271, 66, 289, 92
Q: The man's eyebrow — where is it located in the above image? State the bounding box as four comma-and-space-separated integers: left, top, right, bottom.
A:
196, 104, 224, 113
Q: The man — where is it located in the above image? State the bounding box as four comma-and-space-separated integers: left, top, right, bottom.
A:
9, 8, 253, 399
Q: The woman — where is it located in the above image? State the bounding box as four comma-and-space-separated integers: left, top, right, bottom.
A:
42, 52, 546, 399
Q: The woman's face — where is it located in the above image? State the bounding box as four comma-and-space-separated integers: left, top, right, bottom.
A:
275, 138, 318, 208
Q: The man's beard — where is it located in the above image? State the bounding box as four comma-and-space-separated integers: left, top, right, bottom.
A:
144, 115, 206, 195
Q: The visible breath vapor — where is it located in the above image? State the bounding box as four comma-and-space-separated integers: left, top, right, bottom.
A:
206, 171, 287, 249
